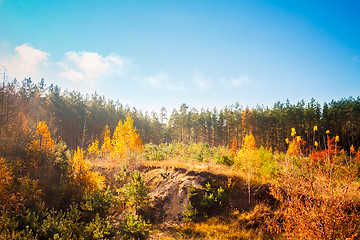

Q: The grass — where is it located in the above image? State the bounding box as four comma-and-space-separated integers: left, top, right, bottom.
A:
138, 158, 246, 180
149, 216, 273, 240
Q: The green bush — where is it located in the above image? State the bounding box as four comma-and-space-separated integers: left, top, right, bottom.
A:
257, 146, 279, 180
142, 144, 167, 161
215, 154, 234, 166
0, 201, 115, 239
184, 202, 198, 222
120, 212, 151, 240
82, 187, 115, 220
83, 213, 113, 239
184, 182, 227, 222
118, 171, 151, 214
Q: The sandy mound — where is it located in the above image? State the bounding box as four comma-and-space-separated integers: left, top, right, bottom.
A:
142, 167, 221, 226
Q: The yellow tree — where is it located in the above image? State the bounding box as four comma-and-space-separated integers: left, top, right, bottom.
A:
26, 121, 55, 170
0, 157, 18, 210
101, 125, 112, 154
27, 121, 54, 153
234, 133, 259, 204
111, 116, 143, 161
68, 147, 105, 200
87, 138, 100, 155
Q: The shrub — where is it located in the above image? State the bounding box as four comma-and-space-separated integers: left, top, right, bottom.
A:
119, 171, 151, 214
269, 130, 360, 239
66, 147, 105, 202
82, 187, 115, 220
257, 146, 279, 181
120, 212, 151, 240
215, 154, 234, 166
83, 213, 113, 240
142, 144, 166, 161
184, 182, 227, 222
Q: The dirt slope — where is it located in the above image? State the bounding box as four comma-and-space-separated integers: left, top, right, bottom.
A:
93, 161, 275, 228
142, 167, 218, 226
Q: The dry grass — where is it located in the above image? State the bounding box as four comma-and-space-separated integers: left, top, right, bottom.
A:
149, 216, 271, 240
138, 158, 246, 179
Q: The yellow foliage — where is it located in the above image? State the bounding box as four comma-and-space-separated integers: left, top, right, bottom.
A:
87, 139, 100, 155
350, 145, 355, 155
18, 175, 43, 208
234, 133, 259, 172
27, 121, 54, 153
241, 134, 256, 151
68, 147, 105, 199
111, 116, 143, 160
0, 157, 43, 210
286, 138, 302, 157
0, 157, 17, 209
101, 125, 112, 154
286, 128, 308, 158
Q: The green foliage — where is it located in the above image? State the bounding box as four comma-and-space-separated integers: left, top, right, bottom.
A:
184, 182, 227, 222
84, 213, 113, 240
257, 146, 279, 180
120, 212, 151, 240
0, 211, 19, 238
0, 202, 114, 239
143, 143, 167, 161
51, 140, 71, 171
214, 154, 234, 166
0, 132, 115, 239
119, 171, 151, 214
82, 187, 116, 220
184, 202, 198, 223
142, 142, 236, 166
201, 183, 225, 209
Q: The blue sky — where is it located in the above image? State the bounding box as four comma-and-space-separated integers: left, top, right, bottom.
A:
0, 0, 359, 113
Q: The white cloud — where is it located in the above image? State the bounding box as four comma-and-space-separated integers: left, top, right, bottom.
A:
220, 76, 251, 87
142, 72, 168, 88
0, 43, 49, 80
141, 71, 184, 91
193, 68, 212, 90
59, 51, 126, 85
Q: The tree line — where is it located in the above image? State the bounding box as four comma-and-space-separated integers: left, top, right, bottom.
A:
1, 78, 360, 155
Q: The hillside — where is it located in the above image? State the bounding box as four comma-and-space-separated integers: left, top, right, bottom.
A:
92, 159, 276, 239
0, 82, 360, 239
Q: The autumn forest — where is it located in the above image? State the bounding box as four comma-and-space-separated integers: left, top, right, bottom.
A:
1, 78, 360, 239
2, 78, 360, 153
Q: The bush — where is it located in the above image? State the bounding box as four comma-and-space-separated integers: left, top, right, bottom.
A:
119, 171, 151, 214
83, 213, 113, 239
269, 147, 360, 239
120, 212, 151, 240
257, 146, 279, 181
215, 154, 234, 166
142, 144, 167, 161
82, 187, 115, 220
184, 182, 227, 222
